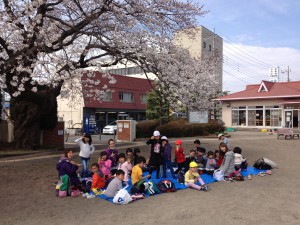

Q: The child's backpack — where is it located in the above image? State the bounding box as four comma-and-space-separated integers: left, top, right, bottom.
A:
56, 174, 71, 197
241, 161, 248, 170
253, 158, 272, 170
157, 179, 176, 193
145, 181, 161, 196
177, 169, 185, 184
130, 179, 146, 194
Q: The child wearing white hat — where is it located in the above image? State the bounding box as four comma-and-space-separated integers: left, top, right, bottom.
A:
146, 130, 162, 179
218, 133, 230, 150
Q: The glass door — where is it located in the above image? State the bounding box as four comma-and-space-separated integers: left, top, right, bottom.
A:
292, 110, 299, 129
285, 110, 293, 128
248, 110, 256, 126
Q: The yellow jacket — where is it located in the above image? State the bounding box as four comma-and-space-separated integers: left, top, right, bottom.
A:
184, 171, 199, 184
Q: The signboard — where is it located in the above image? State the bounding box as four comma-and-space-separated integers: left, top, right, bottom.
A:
189, 111, 208, 124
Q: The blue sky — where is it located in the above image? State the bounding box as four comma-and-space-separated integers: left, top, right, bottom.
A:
195, 0, 300, 92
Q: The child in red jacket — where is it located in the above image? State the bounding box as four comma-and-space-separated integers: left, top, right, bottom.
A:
174, 140, 187, 174
91, 163, 106, 189
82, 163, 106, 198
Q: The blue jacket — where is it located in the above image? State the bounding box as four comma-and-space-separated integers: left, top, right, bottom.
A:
162, 143, 172, 161
56, 156, 80, 186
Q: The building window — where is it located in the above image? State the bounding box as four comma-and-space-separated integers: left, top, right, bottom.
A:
101, 91, 112, 102
232, 106, 282, 127
232, 109, 246, 126
209, 45, 212, 51
140, 93, 147, 104
203, 41, 206, 49
119, 92, 134, 102
108, 66, 143, 75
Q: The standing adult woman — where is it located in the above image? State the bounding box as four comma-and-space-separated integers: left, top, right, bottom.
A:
105, 139, 119, 169
75, 134, 95, 178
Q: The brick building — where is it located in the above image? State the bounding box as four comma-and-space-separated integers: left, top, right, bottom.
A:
57, 71, 153, 133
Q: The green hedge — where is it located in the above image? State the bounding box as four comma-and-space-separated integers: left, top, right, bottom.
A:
136, 119, 225, 138
136, 119, 160, 138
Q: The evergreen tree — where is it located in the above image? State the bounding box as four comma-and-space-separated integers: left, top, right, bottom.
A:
146, 90, 170, 125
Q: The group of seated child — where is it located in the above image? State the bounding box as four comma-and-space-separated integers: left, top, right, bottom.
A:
61, 135, 247, 199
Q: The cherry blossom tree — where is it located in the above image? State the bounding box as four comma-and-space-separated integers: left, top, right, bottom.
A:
0, 0, 211, 149
135, 43, 220, 112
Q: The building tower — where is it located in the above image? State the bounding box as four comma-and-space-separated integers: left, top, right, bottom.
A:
173, 26, 223, 92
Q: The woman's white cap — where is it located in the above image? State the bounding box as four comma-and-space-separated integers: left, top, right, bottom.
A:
218, 133, 224, 138
153, 130, 160, 136
161, 136, 168, 140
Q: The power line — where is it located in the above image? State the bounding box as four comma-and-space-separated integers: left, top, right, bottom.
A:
215, 30, 274, 68
223, 56, 267, 80
223, 69, 251, 84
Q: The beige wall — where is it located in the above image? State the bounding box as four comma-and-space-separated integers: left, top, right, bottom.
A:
221, 99, 285, 128
174, 26, 223, 92
57, 79, 84, 129
174, 27, 203, 59
221, 104, 232, 127
230, 99, 281, 107
57, 96, 83, 129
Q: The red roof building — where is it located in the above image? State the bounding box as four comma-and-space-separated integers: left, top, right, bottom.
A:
81, 71, 153, 132
216, 80, 300, 129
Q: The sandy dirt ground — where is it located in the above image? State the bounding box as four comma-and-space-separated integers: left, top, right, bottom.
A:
0, 131, 300, 225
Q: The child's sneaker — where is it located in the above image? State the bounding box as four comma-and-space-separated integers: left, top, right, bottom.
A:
247, 174, 252, 180
225, 178, 234, 182
87, 193, 96, 199
82, 193, 88, 198
200, 185, 209, 191
71, 190, 82, 197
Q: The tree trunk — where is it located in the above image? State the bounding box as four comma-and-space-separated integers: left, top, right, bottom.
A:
13, 100, 41, 149
11, 86, 61, 150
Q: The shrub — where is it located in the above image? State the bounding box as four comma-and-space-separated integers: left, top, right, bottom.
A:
136, 119, 225, 138
156, 119, 225, 137
136, 119, 160, 138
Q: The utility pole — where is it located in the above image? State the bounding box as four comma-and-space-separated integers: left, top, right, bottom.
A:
281, 66, 291, 82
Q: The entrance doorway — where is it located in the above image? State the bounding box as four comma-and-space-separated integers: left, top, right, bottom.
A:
285, 110, 292, 128
292, 110, 299, 129
284, 110, 300, 129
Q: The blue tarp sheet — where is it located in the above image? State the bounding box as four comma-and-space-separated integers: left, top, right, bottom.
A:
97, 166, 267, 203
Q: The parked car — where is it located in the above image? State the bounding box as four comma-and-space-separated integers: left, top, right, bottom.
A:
102, 121, 117, 135
170, 111, 187, 118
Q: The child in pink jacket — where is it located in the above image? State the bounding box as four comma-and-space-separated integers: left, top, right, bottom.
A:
98, 151, 112, 176
117, 153, 132, 185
